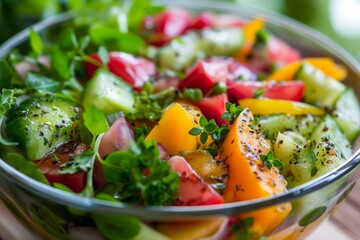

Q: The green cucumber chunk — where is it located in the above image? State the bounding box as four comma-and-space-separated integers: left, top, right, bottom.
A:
310, 115, 351, 177
82, 69, 134, 114
158, 28, 243, 71
259, 114, 321, 140
199, 27, 243, 56
333, 88, 360, 142
273, 131, 306, 178
289, 147, 317, 185
5, 95, 82, 160
296, 63, 346, 108
158, 32, 201, 71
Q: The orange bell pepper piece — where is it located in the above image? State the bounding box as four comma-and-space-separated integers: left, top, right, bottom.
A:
235, 17, 264, 61
220, 108, 291, 234
268, 57, 347, 81
238, 98, 325, 115
145, 102, 202, 155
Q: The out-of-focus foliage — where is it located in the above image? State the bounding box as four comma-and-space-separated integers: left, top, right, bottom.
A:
1, 0, 360, 61
0, 0, 108, 44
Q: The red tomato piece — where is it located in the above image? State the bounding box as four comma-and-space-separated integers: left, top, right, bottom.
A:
168, 156, 223, 206
249, 37, 301, 71
207, 57, 259, 81
36, 142, 87, 193
197, 94, 228, 126
179, 60, 229, 94
268, 37, 301, 67
143, 9, 192, 47
84, 52, 156, 90
190, 12, 216, 29
227, 80, 305, 102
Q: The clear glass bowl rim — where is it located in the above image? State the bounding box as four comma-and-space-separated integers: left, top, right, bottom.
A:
0, 0, 359, 220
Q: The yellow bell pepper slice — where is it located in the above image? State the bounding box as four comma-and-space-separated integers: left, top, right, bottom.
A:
220, 108, 291, 234
145, 102, 202, 156
239, 98, 325, 115
268, 57, 347, 81
235, 17, 264, 61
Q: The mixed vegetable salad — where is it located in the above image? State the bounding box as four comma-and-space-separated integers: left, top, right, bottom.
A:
0, 0, 359, 239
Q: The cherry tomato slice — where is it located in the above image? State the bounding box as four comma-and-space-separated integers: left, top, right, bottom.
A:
227, 80, 305, 102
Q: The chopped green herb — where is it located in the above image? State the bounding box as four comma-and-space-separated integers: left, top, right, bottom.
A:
98, 138, 179, 205
260, 150, 284, 169
179, 88, 203, 102
188, 116, 229, 157
222, 102, 243, 125
254, 88, 266, 98
127, 87, 177, 121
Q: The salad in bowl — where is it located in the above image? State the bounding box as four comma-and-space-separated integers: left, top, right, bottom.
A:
0, 0, 359, 239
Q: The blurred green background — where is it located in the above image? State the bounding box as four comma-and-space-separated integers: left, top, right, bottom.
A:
1, 0, 360, 61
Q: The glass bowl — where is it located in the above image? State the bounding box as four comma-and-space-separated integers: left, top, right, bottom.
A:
0, 1, 359, 239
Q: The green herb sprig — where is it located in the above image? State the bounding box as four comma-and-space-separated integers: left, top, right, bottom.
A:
260, 150, 284, 169
188, 116, 229, 157
98, 138, 179, 206
221, 102, 244, 125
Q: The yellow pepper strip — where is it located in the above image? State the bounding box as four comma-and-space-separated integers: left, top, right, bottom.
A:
238, 98, 325, 115
220, 108, 291, 234
268, 57, 347, 81
235, 17, 264, 62
145, 102, 202, 156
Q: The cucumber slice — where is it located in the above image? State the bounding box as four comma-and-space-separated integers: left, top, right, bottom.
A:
5, 95, 81, 160
289, 147, 317, 185
199, 27, 243, 56
296, 63, 346, 108
258, 114, 320, 140
273, 131, 306, 177
82, 69, 134, 114
333, 88, 360, 142
158, 32, 201, 71
310, 115, 351, 177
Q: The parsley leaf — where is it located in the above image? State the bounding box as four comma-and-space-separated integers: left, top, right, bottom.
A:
0, 89, 18, 146
25, 72, 63, 93
83, 105, 109, 147
60, 150, 97, 197
29, 28, 44, 55
4, 152, 49, 185
98, 138, 179, 206
60, 151, 96, 175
